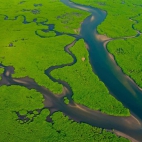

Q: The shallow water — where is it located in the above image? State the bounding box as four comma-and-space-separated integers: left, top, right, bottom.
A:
61, 0, 142, 120
1, 0, 142, 141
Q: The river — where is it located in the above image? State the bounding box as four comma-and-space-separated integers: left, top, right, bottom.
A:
0, 0, 142, 141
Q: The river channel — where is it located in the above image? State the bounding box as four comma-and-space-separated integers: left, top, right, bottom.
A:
61, 0, 142, 141
1, 0, 142, 141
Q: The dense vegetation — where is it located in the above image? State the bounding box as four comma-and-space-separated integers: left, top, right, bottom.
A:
1, 0, 141, 141
71, 0, 142, 89
36, 30, 56, 38
132, 14, 142, 33
0, 86, 129, 141
107, 35, 142, 88
0, 0, 89, 94
0, 26, 73, 93
51, 39, 129, 116
0, 0, 129, 114
0, 68, 4, 80
0, 0, 89, 34
72, 0, 142, 38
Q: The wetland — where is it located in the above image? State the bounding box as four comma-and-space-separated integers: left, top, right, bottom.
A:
0, 0, 142, 141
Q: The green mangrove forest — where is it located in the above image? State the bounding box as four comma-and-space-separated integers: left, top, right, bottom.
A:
0, 0, 142, 141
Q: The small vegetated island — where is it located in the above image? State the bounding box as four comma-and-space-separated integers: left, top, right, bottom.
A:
0, 0, 142, 141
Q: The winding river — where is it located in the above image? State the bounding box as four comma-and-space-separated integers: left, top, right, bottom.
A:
61, 0, 142, 120
1, 0, 142, 141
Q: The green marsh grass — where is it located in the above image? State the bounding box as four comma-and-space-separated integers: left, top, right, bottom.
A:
51, 39, 130, 116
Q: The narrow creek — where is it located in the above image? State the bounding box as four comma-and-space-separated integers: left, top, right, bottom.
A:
0, 0, 142, 141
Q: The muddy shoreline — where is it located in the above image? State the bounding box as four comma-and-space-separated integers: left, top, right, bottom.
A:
1, 63, 142, 141
1, 0, 142, 141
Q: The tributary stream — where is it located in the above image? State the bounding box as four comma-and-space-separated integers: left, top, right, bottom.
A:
1, 0, 142, 141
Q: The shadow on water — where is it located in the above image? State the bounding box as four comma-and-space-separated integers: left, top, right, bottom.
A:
1, 0, 142, 141
61, 0, 142, 120
1, 62, 142, 141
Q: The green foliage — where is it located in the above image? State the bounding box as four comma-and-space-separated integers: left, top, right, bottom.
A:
71, 0, 142, 38
0, 0, 89, 94
64, 97, 69, 104
0, 14, 76, 93
0, 68, 4, 80
0, 86, 44, 110
0, 85, 52, 141
0, 0, 89, 34
0, 0, 136, 141
97, 15, 137, 38
51, 39, 130, 116
134, 22, 142, 32
36, 30, 56, 37
107, 36, 142, 88
132, 14, 142, 32
51, 112, 130, 142
0, 88, 129, 142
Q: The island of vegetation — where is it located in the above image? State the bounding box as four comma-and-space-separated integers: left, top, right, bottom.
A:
0, 0, 142, 141
71, 0, 142, 88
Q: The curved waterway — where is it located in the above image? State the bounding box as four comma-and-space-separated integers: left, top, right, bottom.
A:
1, 0, 142, 141
60, 0, 142, 141
1, 63, 142, 141
61, 0, 142, 120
